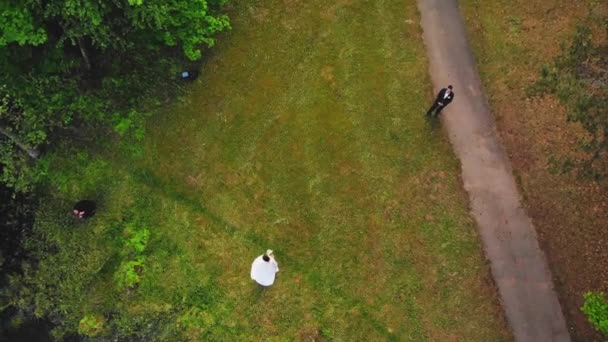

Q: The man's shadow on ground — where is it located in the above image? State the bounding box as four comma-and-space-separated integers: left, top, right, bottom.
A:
424, 114, 443, 135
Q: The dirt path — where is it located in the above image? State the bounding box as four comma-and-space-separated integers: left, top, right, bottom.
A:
416, 1, 570, 341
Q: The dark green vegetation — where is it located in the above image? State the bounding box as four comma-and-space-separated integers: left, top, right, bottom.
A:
0, 0, 230, 191
582, 292, 608, 336
0, 185, 41, 338
461, 0, 607, 340
2, 0, 510, 340
1, 0, 229, 339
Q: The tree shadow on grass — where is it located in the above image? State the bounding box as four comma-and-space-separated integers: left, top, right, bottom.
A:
129, 166, 400, 339
129, 166, 268, 249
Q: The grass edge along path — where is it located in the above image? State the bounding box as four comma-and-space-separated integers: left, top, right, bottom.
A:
416, 0, 569, 341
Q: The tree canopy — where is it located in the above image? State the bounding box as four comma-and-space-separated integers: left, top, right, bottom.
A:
0, 0, 230, 191
1, 1, 230, 338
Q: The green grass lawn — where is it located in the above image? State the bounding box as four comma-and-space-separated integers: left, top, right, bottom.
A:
31, 0, 508, 340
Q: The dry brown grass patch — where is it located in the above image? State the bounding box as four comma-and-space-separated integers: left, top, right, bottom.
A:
461, 0, 608, 340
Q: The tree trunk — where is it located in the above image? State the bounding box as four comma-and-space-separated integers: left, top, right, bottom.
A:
77, 38, 91, 71
0, 126, 40, 159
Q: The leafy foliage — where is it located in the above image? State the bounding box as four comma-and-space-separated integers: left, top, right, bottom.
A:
127, 0, 231, 60
0, 0, 230, 191
114, 258, 145, 289
78, 314, 105, 337
0, 3, 47, 46
114, 223, 149, 289
529, 9, 608, 180
581, 291, 608, 336
2, 143, 247, 339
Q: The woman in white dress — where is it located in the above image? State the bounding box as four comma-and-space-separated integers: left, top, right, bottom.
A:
250, 249, 279, 287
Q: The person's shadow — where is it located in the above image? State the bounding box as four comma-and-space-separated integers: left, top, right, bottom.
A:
254, 283, 266, 299
425, 112, 442, 135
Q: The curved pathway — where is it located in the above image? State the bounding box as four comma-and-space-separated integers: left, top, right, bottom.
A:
417, 1, 570, 341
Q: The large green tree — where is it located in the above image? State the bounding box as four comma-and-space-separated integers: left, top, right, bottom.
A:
0, 0, 229, 191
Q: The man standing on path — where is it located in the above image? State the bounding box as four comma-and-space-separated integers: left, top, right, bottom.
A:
426, 85, 455, 117
251, 249, 279, 287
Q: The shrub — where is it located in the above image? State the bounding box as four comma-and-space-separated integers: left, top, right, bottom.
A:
114, 257, 146, 289
78, 314, 105, 337
581, 291, 608, 336
114, 223, 150, 289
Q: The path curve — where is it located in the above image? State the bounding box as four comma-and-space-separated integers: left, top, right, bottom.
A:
416, 1, 570, 341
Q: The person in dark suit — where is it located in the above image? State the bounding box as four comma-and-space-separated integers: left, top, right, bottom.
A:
426, 85, 455, 117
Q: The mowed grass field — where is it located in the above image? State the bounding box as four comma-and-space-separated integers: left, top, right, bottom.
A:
35, 0, 509, 339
